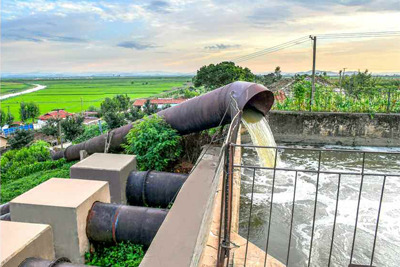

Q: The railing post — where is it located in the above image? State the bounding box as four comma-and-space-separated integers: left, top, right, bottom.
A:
218, 143, 235, 266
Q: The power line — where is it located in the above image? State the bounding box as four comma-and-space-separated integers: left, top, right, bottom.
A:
233, 36, 309, 62
231, 31, 400, 63
235, 38, 309, 63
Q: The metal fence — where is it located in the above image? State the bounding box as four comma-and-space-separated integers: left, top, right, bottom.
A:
217, 110, 400, 267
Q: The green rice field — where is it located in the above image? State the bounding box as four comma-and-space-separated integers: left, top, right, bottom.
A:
0, 77, 190, 120
1, 82, 33, 96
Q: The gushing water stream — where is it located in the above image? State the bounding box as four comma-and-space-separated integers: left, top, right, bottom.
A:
240, 109, 400, 267
241, 109, 276, 168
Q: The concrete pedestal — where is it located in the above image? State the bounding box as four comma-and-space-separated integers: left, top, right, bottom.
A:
70, 153, 136, 204
1, 221, 55, 267
10, 178, 110, 263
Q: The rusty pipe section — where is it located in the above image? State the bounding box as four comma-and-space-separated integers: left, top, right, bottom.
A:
86, 202, 167, 247
52, 81, 274, 161
0, 202, 10, 215
19, 257, 92, 267
0, 213, 11, 221
158, 81, 274, 134
126, 171, 188, 208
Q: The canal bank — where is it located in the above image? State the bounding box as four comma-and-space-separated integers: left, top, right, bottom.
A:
267, 111, 400, 147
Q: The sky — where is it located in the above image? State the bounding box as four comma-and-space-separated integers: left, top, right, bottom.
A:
1, 0, 400, 75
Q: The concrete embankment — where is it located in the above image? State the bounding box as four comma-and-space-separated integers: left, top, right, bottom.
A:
267, 111, 400, 147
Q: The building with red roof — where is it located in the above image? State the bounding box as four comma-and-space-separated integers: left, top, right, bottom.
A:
37, 110, 74, 127
38, 110, 74, 121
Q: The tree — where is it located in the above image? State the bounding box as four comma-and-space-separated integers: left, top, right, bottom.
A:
19, 102, 29, 122
100, 97, 118, 115
115, 94, 130, 111
0, 109, 5, 127
103, 112, 125, 129
19, 102, 39, 123
41, 117, 61, 138
123, 115, 182, 171
61, 115, 84, 141
143, 100, 158, 115
274, 66, 282, 80
8, 130, 34, 149
125, 107, 144, 122
101, 95, 131, 115
342, 70, 378, 98
6, 112, 14, 126
256, 66, 283, 86
27, 102, 40, 123
193, 61, 255, 90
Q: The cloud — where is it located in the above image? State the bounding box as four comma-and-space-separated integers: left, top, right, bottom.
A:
204, 44, 241, 50
146, 1, 172, 13
1, 14, 91, 43
247, 5, 292, 26
117, 41, 157, 50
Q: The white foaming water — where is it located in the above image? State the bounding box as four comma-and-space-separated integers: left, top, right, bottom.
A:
241, 109, 277, 167
239, 110, 400, 266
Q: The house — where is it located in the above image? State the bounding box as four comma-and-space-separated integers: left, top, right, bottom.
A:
37, 110, 74, 127
133, 98, 187, 110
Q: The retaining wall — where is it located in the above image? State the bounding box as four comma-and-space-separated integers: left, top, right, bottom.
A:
267, 111, 400, 147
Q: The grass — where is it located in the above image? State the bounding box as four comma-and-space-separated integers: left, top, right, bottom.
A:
1, 81, 33, 96
85, 242, 144, 267
0, 160, 75, 203
0, 77, 190, 120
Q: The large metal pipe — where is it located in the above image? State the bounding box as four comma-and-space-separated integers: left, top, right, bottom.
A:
53, 81, 274, 161
86, 202, 167, 247
126, 171, 188, 208
19, 257, 91, 267
0, 213, 11, 221
1, 202, 10, 215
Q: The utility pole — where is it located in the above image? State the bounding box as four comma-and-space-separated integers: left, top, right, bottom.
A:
341, 67, 347, 88
57, 110, 63, 149
309, 35, 317, 111
80, 97, 83, 115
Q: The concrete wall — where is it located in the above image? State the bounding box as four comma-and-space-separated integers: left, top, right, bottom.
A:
267, 111, 400, 147
140, 146, 221, 267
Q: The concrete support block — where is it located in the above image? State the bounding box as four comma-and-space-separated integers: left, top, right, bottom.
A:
1, 221, 55, 267
70, 153, 136, 204
10, 178, 110, 264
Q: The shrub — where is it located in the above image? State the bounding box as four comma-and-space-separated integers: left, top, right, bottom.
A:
1, 140, 51, 182
61, 115, 84, 141
7, 129, 34, 149
123, 115, 182, 171
85, 242, 144, 267
0, 162, 74, 203
73, 122, 109, 144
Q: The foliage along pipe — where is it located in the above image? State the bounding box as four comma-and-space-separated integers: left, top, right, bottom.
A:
19, 257, 92, 267
126, 171, 189, 208
52, 81, 274, 161
86, 202, 168, 247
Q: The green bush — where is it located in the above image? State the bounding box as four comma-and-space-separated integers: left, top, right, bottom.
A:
7, 129, 35, 149
73, 122, 108, 144
1, 159, 68, 182
1, 140, 51, 179
123, 115, 182, 171
1, 161, 74, 203
85, 242, 144, 267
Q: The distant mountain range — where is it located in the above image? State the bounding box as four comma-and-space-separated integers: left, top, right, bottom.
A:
2, 70, 399, 79
1, 71, 195, 79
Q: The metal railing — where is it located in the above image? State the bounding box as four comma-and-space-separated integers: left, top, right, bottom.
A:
217, 110, 400, 267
